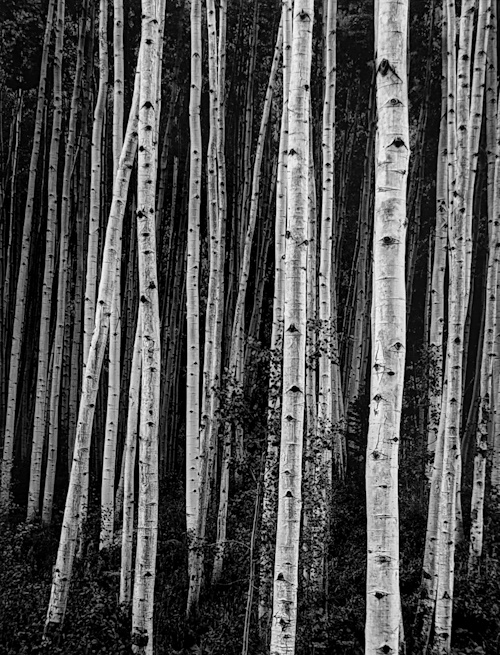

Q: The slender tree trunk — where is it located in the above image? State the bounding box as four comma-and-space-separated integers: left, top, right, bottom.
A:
270, 3, 313, 652
99, 0, 126, 551
258, 1, 292, 640
44, 61, 140, 638
185, 0, 202, 618
131, 1, 165, 651
120, 318, 141, 607
365, 0, 409, 652
78, 0, 109, 540
212, 14, 282, 586
0, 0, 56, 512
468, 0, 495, 574
432, 2, 477, 651
27, 0, 66, 521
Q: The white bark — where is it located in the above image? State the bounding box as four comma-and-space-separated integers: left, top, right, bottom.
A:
27, 0, 66, 521
0, 0, 55, 512
44, 62, 140, 638
365, 1, 409, 652
185, 0, 202, 617
259, 0, 292, 637
131, 1, 164, 651
120, 318, 142, 607
270, 2, 313, 652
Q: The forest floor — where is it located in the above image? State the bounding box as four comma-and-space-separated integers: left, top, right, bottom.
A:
0, 474, 499, 654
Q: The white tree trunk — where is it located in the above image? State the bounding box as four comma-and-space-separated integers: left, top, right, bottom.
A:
44, 62, 140, 639
185, 0, 202, 617
0, 0, 55, 512
131, 1, 164, 651
365, 0, 409, 652
27, 0, 66, 521
120, 318, 142, 607
270, 2, 313, 652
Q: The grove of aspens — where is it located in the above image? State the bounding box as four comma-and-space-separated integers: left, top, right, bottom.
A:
1, 0, 500, 653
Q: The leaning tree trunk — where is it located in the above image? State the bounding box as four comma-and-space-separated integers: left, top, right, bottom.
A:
44, 60, 140, 639
79, 0, 109, 541
270, 2, 313, 653
99, 0, 126, 552
365, 0, 409, 653
120, 318, 142, 607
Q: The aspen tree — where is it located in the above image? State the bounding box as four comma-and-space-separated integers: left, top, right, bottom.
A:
68, 9, 94, 473
343, 71, 376, 417
259, 1, 292, 638
317, 0, 339, 476
469, 0, 495, 572
415, 8, 450, 646
270, 2, 313, 652
77, 0, 109, 537
303, 125, 320, 585
2, 89, 23, 359
99, 0, 126, 551
426, 5, 448, 484
84, 0, 108, 368
432, 1, 478, 651
120, 318, 141, 607
131, 1, 165, 650
27, 0, 66, 521
44, 64, 140, 638
209, 0, 229, 587
185, 0, 202, 617
212, 15, 283, 586
0, 0, 55, 512
192, 0, 221, 598
42, 2, 87, 524
492, 288, 500, 499
365, 0, 409, 652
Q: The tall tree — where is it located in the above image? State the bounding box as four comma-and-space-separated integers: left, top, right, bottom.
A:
0, 0, 56, 512
259, 0, 292, 639
44, 60, 141, 639
131, 0, 165, 651
270, 2, 313, 652
185, 0, 202, 617
27, 0, 66, 521
365, 0, 409, 652
99, 0, 126, 551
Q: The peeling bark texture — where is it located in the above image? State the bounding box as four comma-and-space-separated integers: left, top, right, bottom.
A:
365, 0, 409, 653
270, 2, 313, 653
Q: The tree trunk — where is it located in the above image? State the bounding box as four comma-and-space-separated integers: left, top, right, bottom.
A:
131, 1, 165, 651
270, 2, 313, 652
365, 0, 409, 652
185, 0, 202, 617
27, 0, 66, 521
44, 59, 140, 639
